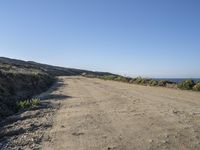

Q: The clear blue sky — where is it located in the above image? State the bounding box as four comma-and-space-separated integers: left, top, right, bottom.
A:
0, 0, 200, 78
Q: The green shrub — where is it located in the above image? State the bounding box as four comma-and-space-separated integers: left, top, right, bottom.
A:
178, 80, 195, 90
141, 79, 151, 85
17, 98, 41, 110
131, 77, 150, 85
114, 76, 129, 82
129, 78, 136, 83
18, 100, 32, 109
149, 80, 158, 86
158, 80, 175, 87
134, 77, 143, 84
102, 75, 117, 80
158, 80, 168, 87
32, 98, 41, 106
193, 83, 200, 91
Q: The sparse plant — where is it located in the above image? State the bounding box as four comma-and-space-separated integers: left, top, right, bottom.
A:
158, 80, 168, 86
141, 79, 150, 85
18, 100, 32, 109
193, 83, 200, 91
31, 98, 41, 106
149, 80, 158, 86
178, 80, 195, 90
129, 78, 136, 83
102, 75, 117, 80
114, 76, 129, 82
17, 98, 41, 110
134, 77, 143, 84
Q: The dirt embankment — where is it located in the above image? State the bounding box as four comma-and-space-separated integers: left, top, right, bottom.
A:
0, 71, 55, 118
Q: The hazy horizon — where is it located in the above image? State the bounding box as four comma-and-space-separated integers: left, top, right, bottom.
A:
0, 0, 200, 78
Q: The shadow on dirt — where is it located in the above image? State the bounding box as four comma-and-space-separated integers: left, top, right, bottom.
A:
41, 94, 71, 101
38, 77, 72, 101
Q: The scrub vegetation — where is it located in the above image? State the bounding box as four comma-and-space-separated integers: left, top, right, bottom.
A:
17, 98, 41, 110
83, 74, 199, 92
193, 82, 200, 91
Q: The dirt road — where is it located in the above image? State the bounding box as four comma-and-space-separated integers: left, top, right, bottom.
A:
42, 76, 200, 150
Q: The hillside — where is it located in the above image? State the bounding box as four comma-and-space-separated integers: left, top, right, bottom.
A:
0, 57, 115, 119
0, 57, 114, 77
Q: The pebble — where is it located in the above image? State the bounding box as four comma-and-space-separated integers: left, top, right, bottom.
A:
161, 140, 169, 144
164, 133, 169, 138
149, 139, 153, 143
172, 110, 179, 114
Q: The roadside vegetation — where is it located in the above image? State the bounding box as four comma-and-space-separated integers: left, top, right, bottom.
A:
17, 98, 41, 110
177, 80, 195, 90
83, 74, 200, 92
193, 82, 200, 91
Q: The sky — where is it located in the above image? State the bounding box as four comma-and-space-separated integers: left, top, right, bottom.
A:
0, 0, 200, 78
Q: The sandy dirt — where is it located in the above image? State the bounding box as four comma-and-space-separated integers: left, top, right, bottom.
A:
41, 76, 200, 150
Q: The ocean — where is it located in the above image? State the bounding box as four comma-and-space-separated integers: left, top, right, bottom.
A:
153, 78, 200, 83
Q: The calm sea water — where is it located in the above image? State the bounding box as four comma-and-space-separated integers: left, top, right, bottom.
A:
154, 78, 200, 83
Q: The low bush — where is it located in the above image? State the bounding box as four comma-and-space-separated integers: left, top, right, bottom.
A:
17, 98, 41, 110
101, 75, 117, 80
178, 80, 195, 90
18, 100, 32, 109
114, 76, 129, 82
32, 98, 41, 106
141, 79, 151, 85
193, 83, 200, 91
131, 77, 150, 85
149, 80, 158, 86
134, 77, 143, 84
129, 78, 136, 83
158, 80, 170, 87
